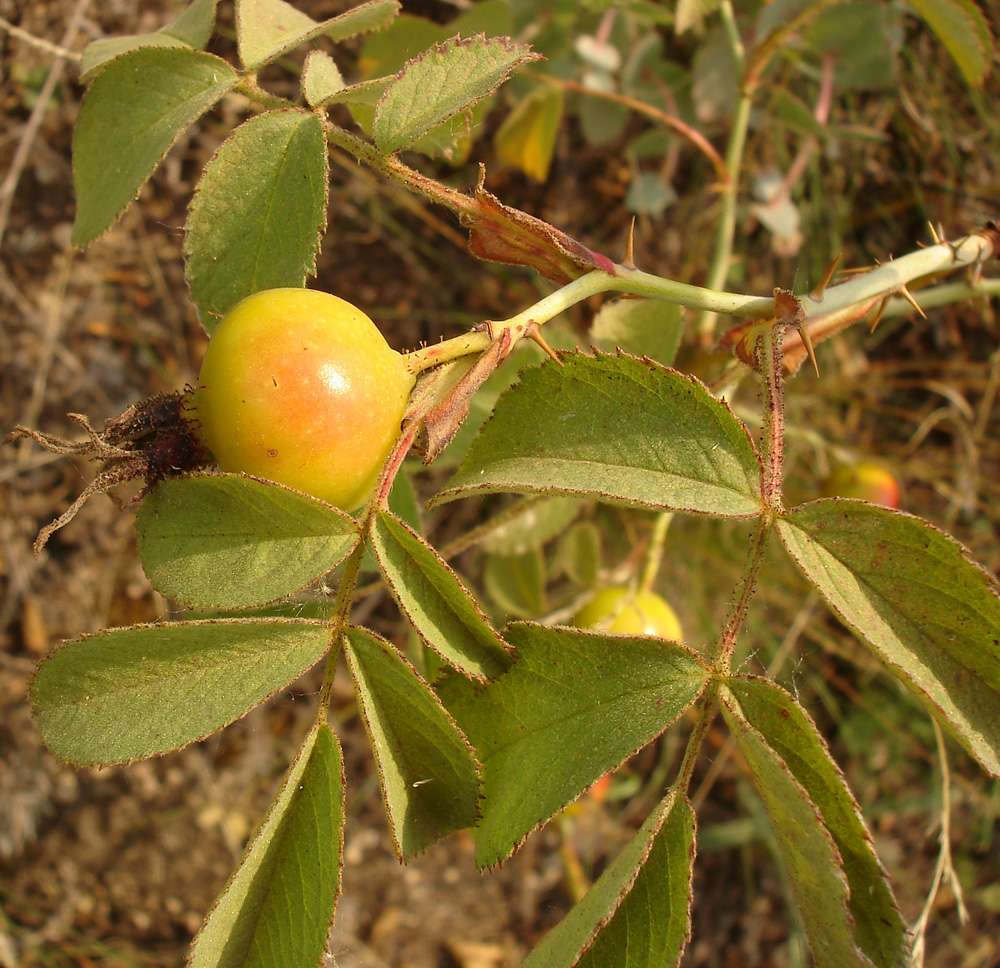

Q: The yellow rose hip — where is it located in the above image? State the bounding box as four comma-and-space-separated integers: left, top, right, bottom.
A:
194, 288, 415, 511
573, 586, 683, 641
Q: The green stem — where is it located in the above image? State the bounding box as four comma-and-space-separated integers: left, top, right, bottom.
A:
404, 332, 491, 374
639, 512, 673, 593
715, 512, 772, 674
673, 685, 719, 796
718, 1, 746, 74
695, 90, 753, 342
610, 265, 772, 316
405, 224, 998, 377
234, 76, 298, 112
757, 321, 785, 511
317, 537, 367, 716
692, 2, 752, 344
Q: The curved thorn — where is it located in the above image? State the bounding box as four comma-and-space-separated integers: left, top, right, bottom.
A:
622, 217, 637, 270
808, 253, 841, 301
897, 283, 927, 319
525, 320, 562, 364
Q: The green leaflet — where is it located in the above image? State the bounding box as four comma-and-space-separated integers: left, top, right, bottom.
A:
185, 111, 328, 325
443, 621, 708, 867
72, 47, 237, 246
137, 474, 359, 611
188, 723, 344, 968
374, 34, 540, 154
344, 627, 481, 859
720, 688, 873, 968
236, 0, 399, 70
434, 353, 763, 517
31, 619, 332, 764
727, 676, 908, 966
370, 510, 511, 680
778, 500, 1000, 776
523, 791, 694, 968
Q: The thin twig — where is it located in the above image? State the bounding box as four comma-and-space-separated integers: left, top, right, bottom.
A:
908, 719, 968, 967
0, 16, 81, 61
0, 0, 92, 248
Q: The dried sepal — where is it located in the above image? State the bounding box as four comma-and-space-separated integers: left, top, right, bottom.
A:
463, 166, 617, 285
420, 326, 515, 463
6, 391, 211, 555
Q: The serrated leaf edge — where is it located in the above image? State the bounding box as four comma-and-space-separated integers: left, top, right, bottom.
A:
430, 349, 764, 518
186, 722, 345, 967
30, 617, 334, 767
137, 472, 361, 610
719, 685, 872, 967
183, 110, 329, 326
343, 625, 483, 861
777, 500, 1000, 776
369, 510, 511, 681
475, 621, 709, 869
374, 33, 542, 153
72, 47, 238, 246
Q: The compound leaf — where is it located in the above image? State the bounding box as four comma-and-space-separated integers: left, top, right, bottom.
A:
344, 627, 480, 859
188, 723, 344, 968
72, 47, 237, 246
727, 676, 908, 966
374, 34, 540, 154
137, 474, 360, 611
433, 352, 763, 518
720, 687, 872, 968
186, 110, 328, 326
370, 510, 511, 680
237, 0, 399, 70
442, 622, 708, 868
31, 619, 332, 765
524, 791, 694, 968
778, 500, 1000, 776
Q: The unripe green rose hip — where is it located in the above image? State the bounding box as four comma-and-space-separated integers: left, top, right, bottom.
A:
573, 586, 683, 640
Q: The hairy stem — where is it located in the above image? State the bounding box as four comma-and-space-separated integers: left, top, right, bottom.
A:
672, 684, 719, 796
716, 512, 772, 674
317, 538, 367, 716
234, 76, 298, 112
757, 320, 785, 510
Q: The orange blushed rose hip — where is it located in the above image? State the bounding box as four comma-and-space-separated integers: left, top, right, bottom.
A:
820, 462, 900, 508
194, 288, 415, 511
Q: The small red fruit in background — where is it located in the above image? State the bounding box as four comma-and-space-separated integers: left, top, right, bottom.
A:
573, 586, 683, 641
820, 462, 900, 508
194, 288, 415, 512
